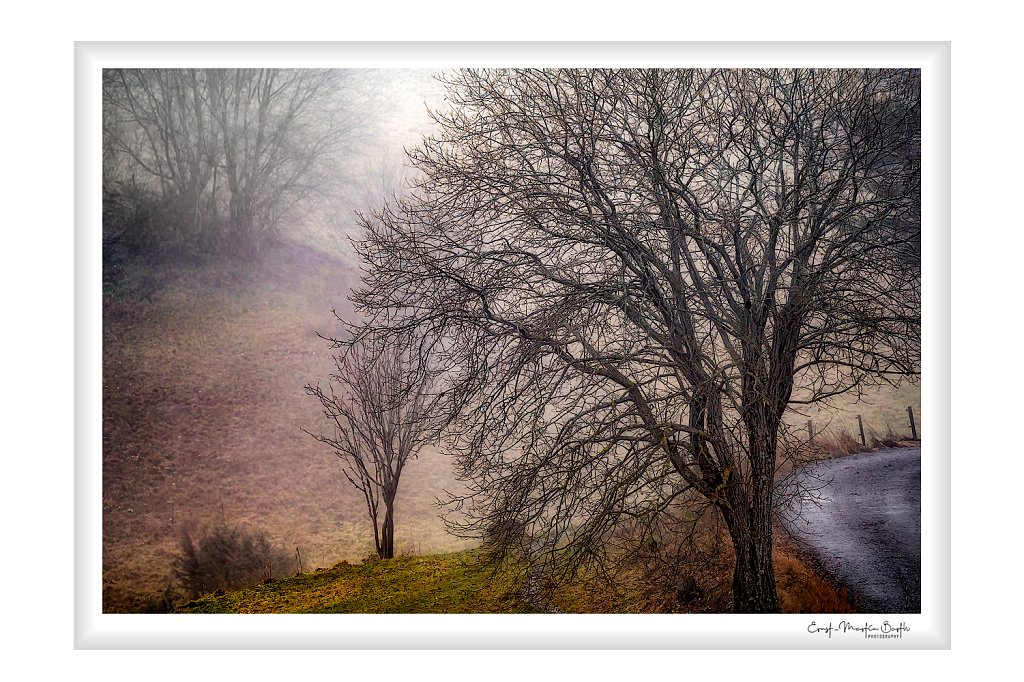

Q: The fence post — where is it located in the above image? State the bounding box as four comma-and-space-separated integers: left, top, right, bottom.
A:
908, 406, 918, 440
856, 415, 866, 446
807, 420, 814, 440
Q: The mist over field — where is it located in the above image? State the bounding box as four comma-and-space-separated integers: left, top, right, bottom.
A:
102, 68, 922, 613
102, 70, 465, 611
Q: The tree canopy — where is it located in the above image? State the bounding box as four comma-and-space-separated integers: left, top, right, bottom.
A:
348, 68, 921, 612
103, 68, 356, 257
305, 336, 438, 560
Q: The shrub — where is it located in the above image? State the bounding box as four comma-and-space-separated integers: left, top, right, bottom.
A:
870, 423, 902, 449
136, 582, 182, 613
814, 426, 871, 457
174, 524, 294, 599
104, 181, 253, 266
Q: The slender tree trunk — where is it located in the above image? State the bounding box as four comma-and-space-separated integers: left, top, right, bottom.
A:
371, 509, 383, 559
381, 502, 395, 559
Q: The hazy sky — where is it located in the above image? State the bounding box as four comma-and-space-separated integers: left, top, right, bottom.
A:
310, 69, 448, 255
367, 69, 447, 148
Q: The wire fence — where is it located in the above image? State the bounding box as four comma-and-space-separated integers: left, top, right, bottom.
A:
806, 405, 920, 446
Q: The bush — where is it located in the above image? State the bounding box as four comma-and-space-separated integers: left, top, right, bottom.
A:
103, 184, 238, 265
104, 185, 177, 258
870, 423, 902, 449
174, 524, 294, 600
814, 427, 871, 457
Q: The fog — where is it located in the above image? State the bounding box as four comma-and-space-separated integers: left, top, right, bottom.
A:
261, 69, 450, 261
102, 68, 921, 613
102, 70, 460, 612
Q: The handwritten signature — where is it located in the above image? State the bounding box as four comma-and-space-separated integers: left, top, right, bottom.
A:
807, 621, 910, 639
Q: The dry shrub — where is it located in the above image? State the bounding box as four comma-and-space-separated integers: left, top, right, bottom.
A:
812, 422, 905, 458
567, 502, 856, 614
604, 502, 736, 613
135, 582, 182, 614
104, 184, 240, 263
646, 518, 856, 613
649, 523, 734, 612
814, 426, 871, 457
174, 523, 294, 600
869, 423, 902, 449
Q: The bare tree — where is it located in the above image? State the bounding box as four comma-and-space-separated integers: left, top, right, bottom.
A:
349, 68, 920, 612
103, 68, 357, 257
304, 337, 436, 560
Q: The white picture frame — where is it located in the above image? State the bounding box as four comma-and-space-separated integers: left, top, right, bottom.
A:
75, 41, 950, 650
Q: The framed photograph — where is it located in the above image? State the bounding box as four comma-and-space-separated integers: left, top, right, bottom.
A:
76, 41, 950, 648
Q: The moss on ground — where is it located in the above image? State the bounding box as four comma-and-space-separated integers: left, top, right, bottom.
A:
175, 550, 533, 614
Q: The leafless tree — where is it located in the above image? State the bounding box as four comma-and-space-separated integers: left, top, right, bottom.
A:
348, 68, 920, 612
103, 68, 357, 256
304, 336, 437, 559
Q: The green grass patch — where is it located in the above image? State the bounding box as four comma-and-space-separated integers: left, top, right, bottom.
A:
175, 550, 533, 614
172, 544, 852, 615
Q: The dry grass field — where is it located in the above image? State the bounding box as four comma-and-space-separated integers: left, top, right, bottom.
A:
102, 241, 471, 612
102, 240, 920, 612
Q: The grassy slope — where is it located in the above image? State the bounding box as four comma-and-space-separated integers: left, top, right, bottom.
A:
801, 387, 921, 444
176, 541, 854, 614
176, 551, 529, 614
103, 240, 917, 613
102, 242, 471, 612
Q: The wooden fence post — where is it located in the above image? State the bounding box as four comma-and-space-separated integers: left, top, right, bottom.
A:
908, 406, 918, 440
857, 415, 866, 446
807, 420, 814, 440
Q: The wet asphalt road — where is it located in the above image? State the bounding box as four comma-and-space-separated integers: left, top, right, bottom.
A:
781, 447, 921, 613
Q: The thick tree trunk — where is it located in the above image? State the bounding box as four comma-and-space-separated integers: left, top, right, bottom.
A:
728, 519, 778, 613
723, 410, 781, 613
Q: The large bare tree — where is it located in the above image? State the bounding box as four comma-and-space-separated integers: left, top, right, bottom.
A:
349, 68, 920, 611
305, 337, 436, 560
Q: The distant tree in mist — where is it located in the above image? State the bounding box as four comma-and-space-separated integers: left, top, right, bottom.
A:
304, 336, 438, 560
348, 68, 921, 612
103, 68, 357, 258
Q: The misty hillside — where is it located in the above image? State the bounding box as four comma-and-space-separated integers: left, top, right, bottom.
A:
102, 240, 472, 612
101, 69, 461, 612
101, 67, 922, 614
102, 240, 918, 612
